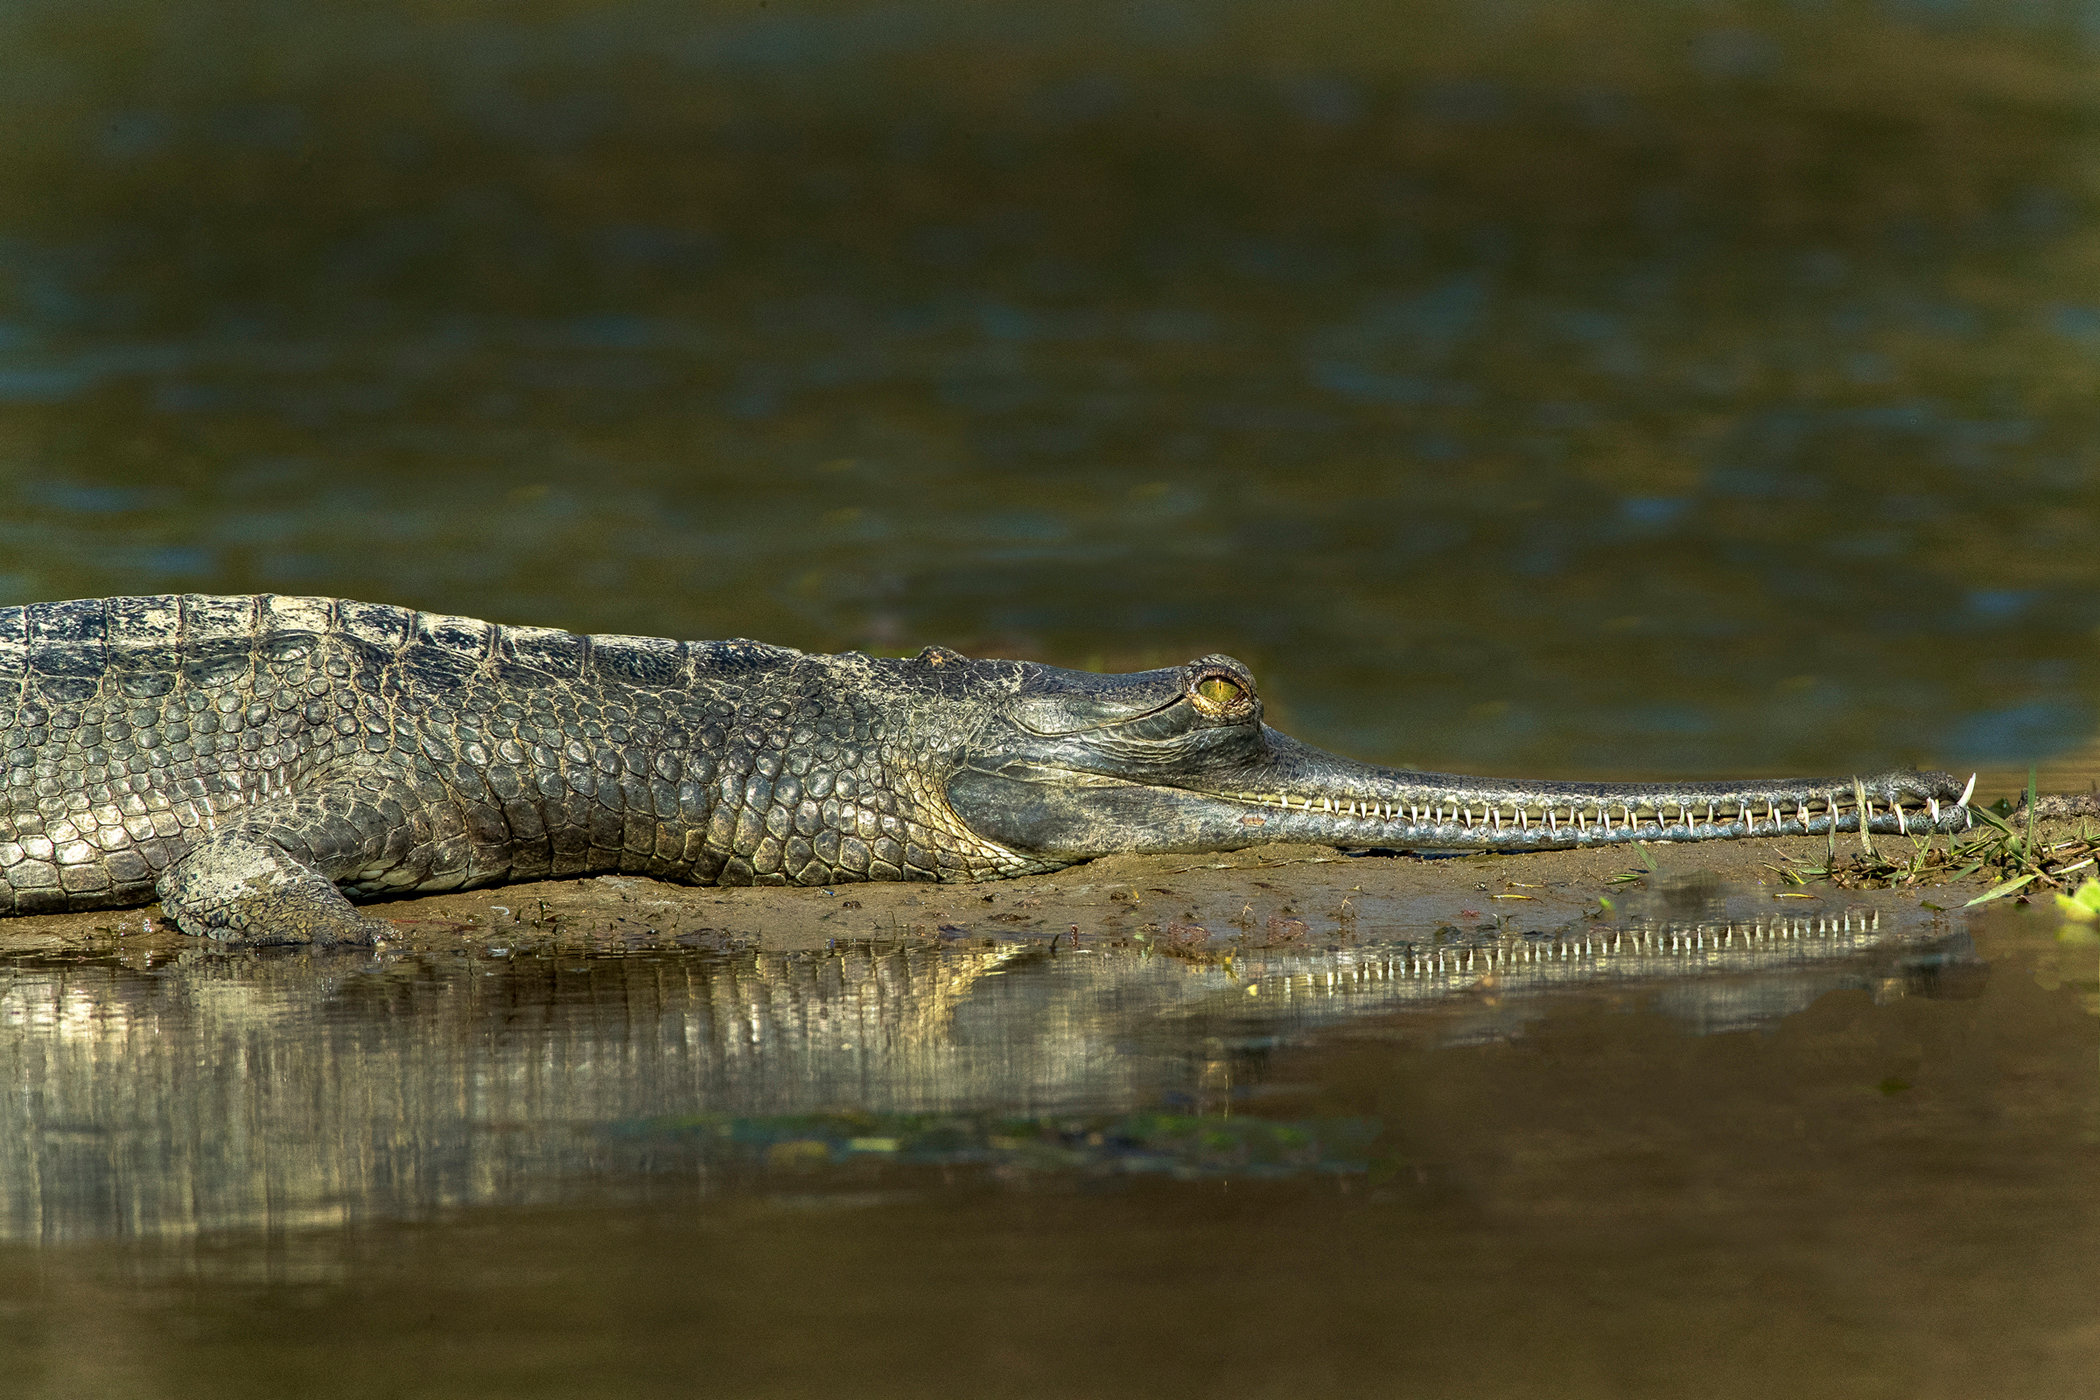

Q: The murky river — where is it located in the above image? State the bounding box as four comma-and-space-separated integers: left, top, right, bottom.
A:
4, 0, 2100, 1393
0, 903, 2096, 1397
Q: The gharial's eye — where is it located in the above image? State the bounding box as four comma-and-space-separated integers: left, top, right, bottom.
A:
1192, 675, 1250, 715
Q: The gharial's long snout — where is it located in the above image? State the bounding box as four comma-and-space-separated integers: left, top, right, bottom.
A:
1166, 728, 1976, 852
947, 652, 1978, 861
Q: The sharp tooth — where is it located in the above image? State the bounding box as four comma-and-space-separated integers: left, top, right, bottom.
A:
1547, 808, 1559, 831
1928, 797, 1940, 822
1959, 773, 1977, 808
1492, 805, 1503, 832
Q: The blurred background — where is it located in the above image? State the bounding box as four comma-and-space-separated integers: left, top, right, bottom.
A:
2, 0, 2097, 785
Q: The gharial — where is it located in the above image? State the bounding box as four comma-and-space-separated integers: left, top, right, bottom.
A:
0, 595, 1976, 945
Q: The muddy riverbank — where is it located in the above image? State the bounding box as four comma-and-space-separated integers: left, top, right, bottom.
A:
0, 819, 2061, 961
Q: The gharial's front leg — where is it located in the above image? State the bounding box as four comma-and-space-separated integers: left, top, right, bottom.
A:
155, 785, 420, 946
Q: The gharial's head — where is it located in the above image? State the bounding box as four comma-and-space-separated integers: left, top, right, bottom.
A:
911, 646, 1974, 864
936, 649, 1417, 861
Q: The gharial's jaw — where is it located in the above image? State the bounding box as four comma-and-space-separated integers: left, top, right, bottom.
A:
948, 724, 1977, 860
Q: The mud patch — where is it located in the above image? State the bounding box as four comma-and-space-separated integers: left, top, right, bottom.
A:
0, 825, 2032, 960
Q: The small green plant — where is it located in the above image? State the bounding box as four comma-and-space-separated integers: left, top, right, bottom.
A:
1767, 770, 2100, 903
2052, 877, 2100, 921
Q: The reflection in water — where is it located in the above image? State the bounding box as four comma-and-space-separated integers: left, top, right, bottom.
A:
0, 910, 1973, 1241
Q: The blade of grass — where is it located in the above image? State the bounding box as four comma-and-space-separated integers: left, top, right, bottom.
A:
1964, 872, 2040, 907
1968, 806, 2016, 837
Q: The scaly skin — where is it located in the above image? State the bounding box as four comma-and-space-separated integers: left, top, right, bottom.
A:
0, 595, 1974, 945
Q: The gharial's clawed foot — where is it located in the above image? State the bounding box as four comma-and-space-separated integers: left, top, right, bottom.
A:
235, 909, 397, 949
156, 831, 395, 947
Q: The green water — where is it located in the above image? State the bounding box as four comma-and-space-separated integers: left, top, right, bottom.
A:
4, 0, 2100, 1392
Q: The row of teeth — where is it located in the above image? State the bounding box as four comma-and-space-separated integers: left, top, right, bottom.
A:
1236, 775, 1977, 836
1371, 911, 1885, 978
